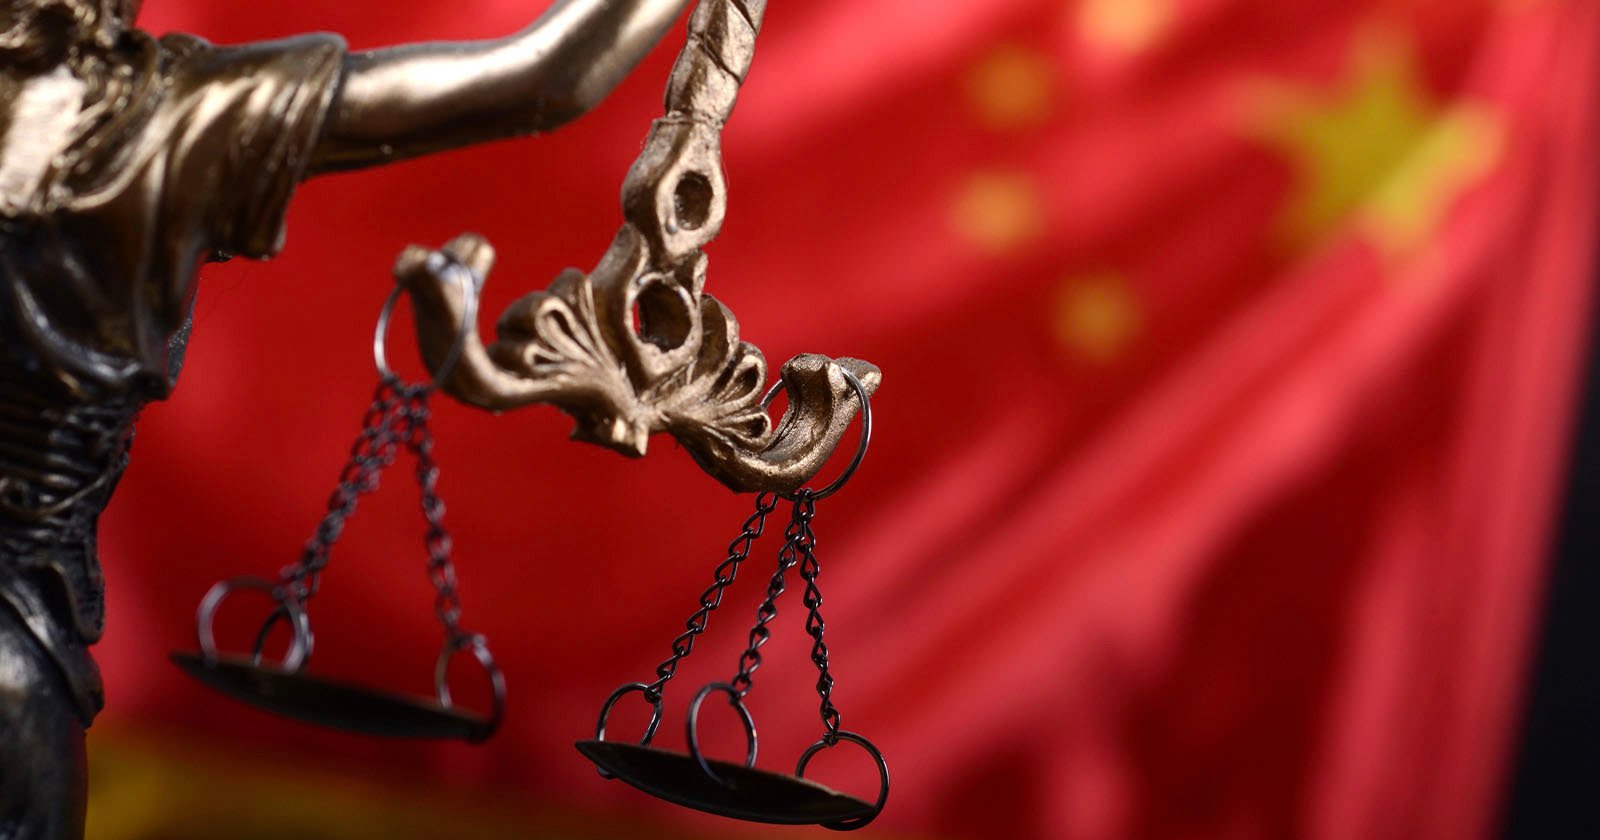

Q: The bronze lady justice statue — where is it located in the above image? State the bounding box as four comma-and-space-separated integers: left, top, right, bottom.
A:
0, 1, 710, 835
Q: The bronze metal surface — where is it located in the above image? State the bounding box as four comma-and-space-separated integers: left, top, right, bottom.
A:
311, 0, 698, 173
3, 0, 884, 831
1, 1, 713, 832
575, 740, 878, 825
396, 0, 882, 494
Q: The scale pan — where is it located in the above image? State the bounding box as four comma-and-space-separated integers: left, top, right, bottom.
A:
576, 740, 877, 825
171, 653, 493, 742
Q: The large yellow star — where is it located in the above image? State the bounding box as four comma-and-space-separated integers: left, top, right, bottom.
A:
1254, 34, 1502, 260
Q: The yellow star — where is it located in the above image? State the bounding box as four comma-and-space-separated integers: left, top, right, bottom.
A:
948, 169, 1047, 256
963, 43, 1058, 131
1075, 0, 1174, 55
1054, 273, 1141, 363
1253, 34, 1502, 259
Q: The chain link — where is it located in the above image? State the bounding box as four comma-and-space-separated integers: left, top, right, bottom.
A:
728, 493, 814, 698
273, 377, 479, 648
792, 493, 842, 738
396, 386, 472, 640
641, 492, 779, 703
278, 377, 406, 601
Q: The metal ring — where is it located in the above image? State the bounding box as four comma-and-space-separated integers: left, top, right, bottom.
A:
433, 633, 507, 742
593, 682, 666, 780
196, 577, 312, 673
686, 682, 759, 785
594, 682, 665, 745
249, 607, 291, 667
761, 367, 872, 502
795, 730, 890, 831
686, 682, 758, 787
374, 251, 481, 389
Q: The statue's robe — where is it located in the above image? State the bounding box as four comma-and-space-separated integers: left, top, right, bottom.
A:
0, 30, 345, 726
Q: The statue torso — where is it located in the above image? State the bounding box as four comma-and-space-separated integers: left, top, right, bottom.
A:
0, 29, 346, 721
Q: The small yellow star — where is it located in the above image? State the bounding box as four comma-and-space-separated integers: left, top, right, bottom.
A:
1253, 33, 1502, 259
948, 169, 1047, 256
1055, 273, 1141, 363
963, 43, 1058, 131
1075, 0, 1174, 55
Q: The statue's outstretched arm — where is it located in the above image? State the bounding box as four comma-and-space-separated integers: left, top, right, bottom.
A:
307, 0, 694, 174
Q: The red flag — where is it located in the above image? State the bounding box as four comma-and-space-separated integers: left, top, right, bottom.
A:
91, 1, 1600, 838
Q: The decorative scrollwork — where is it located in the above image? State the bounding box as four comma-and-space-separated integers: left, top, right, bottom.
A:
396, 0, 879, 494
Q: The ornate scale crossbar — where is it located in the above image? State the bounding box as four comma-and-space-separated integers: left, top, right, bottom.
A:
174, 0, 887, 829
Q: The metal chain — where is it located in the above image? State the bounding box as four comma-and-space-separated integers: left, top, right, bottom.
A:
272, 377, 476, 650
396, 385, 470, 641
642, 492, 779, 703
792, 492, 842, 738
728, 493, 812, 698
278, 377, 406, 601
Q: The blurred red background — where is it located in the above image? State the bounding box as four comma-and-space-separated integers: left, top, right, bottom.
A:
85, 1, 1598, 838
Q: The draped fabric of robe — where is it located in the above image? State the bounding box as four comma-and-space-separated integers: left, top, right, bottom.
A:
0, 30, 344, 721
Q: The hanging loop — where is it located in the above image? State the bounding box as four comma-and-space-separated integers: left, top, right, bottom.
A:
374, 251, 481, 388
762, 367, 873, 501
593, 682, 666, 779
595, 682, 666, 746
686, 682, 759, 786
196, 577, 313, 673
796, 731, 890, 831
432, 632, 506, 741
250, 608, 294, 666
